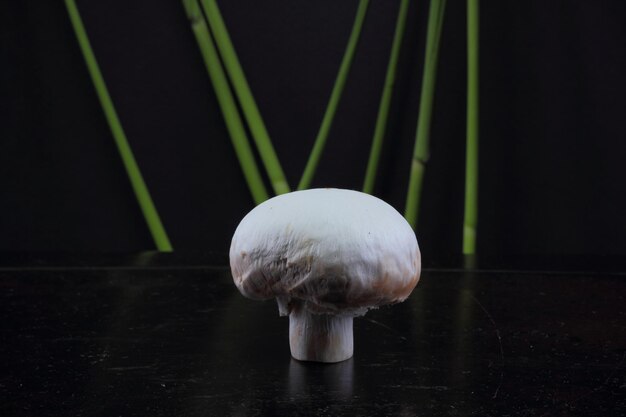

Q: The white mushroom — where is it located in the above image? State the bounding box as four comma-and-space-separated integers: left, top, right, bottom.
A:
229, 188, 421, 363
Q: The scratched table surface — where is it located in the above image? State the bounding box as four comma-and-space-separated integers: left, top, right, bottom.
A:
1, 253, 625, 416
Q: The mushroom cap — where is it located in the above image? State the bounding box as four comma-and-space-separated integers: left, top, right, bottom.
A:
229, 188, 420, 316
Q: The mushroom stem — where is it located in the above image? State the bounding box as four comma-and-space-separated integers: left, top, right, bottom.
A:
289, 305, 354, 363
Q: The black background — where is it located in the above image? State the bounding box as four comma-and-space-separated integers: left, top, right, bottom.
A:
1, 1, 625, 260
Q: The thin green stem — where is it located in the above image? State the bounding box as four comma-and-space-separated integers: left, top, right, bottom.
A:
201, 0, 290, 195
298, 0, 370, 190
362, 0, 410, 194
404, 0, 447, 228
64, 0, 173, 251
463, 0, 479, 254
182, 0, 269, 204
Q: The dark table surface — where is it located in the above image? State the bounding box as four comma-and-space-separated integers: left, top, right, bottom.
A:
1, 253, 625, 416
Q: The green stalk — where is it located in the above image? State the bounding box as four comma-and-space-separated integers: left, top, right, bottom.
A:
182, 0, 269, 204
298, 0, 370, 190
200, 0, 290, 195
362, 0, 410, 194
463, 0, 479, 254
64, 0, 173, 251
404, 0, 447, 228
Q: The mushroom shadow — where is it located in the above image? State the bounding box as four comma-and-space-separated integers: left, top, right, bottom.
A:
288, 357, 354, 400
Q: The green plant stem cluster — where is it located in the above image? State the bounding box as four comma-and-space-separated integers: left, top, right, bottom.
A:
184, 0, 371, 197
200, 0, 290, 196
182, 0, 270, 204
65, 0, 479, 255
